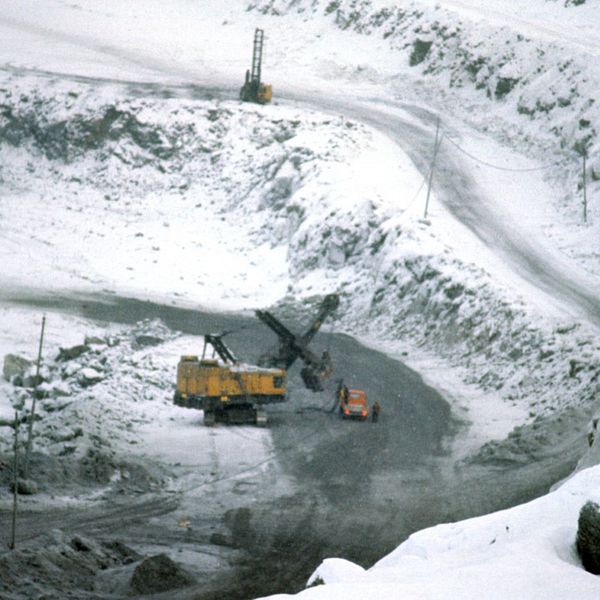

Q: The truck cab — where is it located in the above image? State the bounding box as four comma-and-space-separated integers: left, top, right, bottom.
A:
340, 389, 369, 421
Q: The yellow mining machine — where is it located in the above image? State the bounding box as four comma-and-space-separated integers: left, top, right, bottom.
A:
173, 295, 340, 426
240, 28, 272, 104
174, 334, 286, 426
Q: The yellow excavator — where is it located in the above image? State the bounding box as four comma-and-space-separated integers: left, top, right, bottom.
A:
173, 295, 340, 426
174, 334, 286, 426
240, 28, 272, 104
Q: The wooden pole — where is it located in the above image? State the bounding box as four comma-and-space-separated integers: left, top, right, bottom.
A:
583, 153, 588, 224
10, 411, 19, 550
424, 117, 442, 219
24, 315, 46, 479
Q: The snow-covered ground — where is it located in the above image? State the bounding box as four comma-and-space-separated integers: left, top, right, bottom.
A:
1, 0, 600, 598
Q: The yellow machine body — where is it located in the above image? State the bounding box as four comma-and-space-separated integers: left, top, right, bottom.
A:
175, 356, 286, 408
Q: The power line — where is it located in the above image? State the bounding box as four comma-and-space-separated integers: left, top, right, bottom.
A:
443, 133, 563, 172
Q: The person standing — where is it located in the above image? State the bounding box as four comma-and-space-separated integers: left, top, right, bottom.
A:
372, 401, 381, 423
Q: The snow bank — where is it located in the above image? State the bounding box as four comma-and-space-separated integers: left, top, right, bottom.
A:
260, 464, 600, 599
0, 319, 180, 459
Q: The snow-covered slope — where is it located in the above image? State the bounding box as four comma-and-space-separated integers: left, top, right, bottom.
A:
250, 0, 600, 277
261, 463, 600, 599
1, 1, 600, 598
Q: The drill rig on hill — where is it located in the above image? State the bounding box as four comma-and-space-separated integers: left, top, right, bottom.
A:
240, 28, 273, 104
173, 295, 339, 425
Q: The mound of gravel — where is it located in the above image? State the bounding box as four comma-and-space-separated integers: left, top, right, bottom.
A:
130, 553, 196, 594
0, 531, 140, 599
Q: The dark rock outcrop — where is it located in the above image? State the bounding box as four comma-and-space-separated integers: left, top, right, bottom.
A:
577, 501, 600, 574
130, 553, 196, 594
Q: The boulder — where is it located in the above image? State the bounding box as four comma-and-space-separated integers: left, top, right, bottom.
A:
70, 534, 101, 554
22, 373, 45, 388
77, 368, 104, 388
47, 426, 83, 443
130, 554, 196, 594
62, 361, 82, 378
57, 344, 89, 362
577, 500, 600, 574
3, 354, 31, 381
134, 335, 163, 348
10, 478, 39, 495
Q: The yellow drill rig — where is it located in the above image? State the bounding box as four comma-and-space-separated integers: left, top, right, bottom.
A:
240, 28, 273, 104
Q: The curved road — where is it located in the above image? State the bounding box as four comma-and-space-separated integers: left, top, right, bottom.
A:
282, 91, 600, 328
5, 59, 599, 327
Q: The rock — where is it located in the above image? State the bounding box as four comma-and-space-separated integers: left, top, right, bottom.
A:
57, 344, 90, 361
36, 380, 70, 398
77, 367, 104, 387
70, 534, 100, 553
102, 540, 141, 565
130, 554, 196, 594
10, 479, 39, 495
49, 529, 66, 545
42, 398, 72, 414
47, 426, 83, 443
62, 361, 82, 378
78, 449, 116, 483
570, 359, 586, 378
84, 335, 106, 346
209, 532, 230, 546
556, 323, 578, 335
410, 38, 433, 66
22, 373, 45, 388
134, 335, 163, 348
50, 381, 72, 397
577, 501, 600, 574
3, 354, 32, 381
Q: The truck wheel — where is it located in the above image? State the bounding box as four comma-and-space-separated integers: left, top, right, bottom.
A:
255, 411, 267, 427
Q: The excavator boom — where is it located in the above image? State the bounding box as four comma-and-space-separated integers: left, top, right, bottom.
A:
255, 294, 339, 391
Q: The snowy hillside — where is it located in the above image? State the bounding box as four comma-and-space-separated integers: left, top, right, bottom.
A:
0, 0, 599, 599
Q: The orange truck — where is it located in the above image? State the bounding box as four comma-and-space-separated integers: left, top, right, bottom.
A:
339, 388, 369, 421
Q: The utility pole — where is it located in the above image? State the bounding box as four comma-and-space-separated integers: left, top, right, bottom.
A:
24, 315, 46, 479
424, 117, 442, 219
583, 152, 588, 224
10, 411, 19, 550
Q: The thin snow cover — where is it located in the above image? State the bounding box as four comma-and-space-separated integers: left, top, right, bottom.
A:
261, 465, 600, 599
